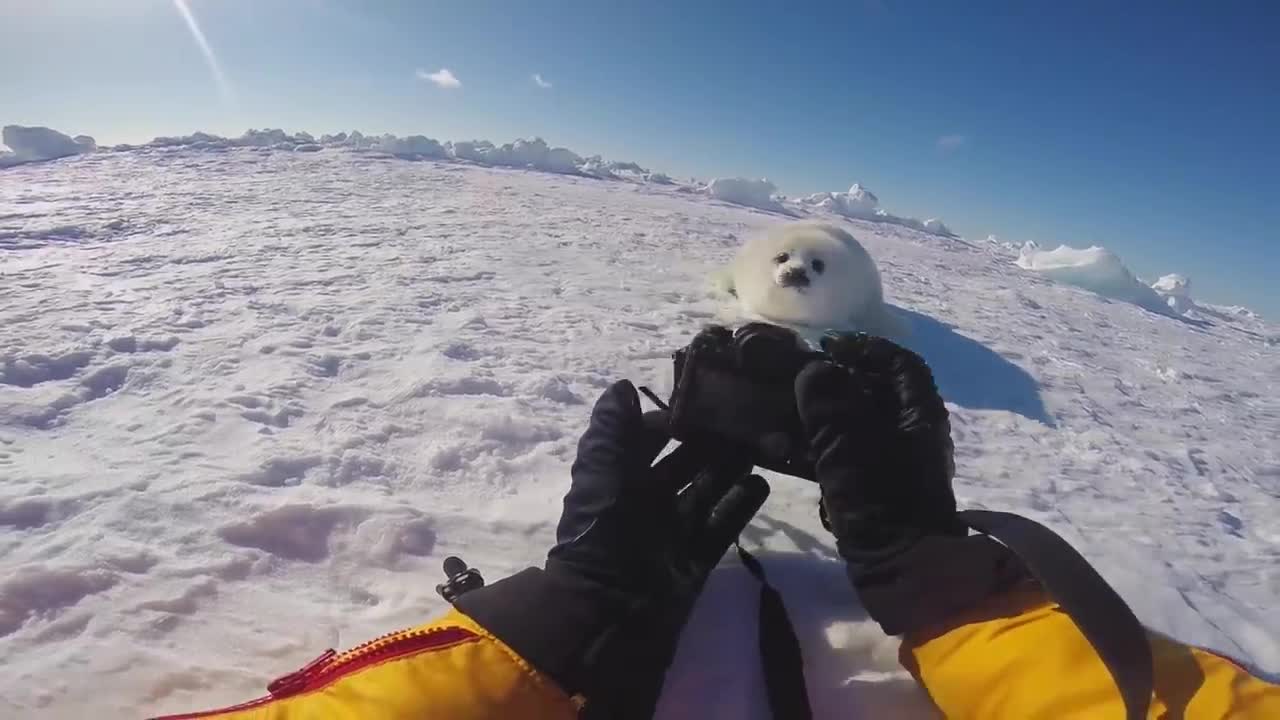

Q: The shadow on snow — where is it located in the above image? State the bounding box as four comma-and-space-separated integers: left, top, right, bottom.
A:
895, 308, 1054, 427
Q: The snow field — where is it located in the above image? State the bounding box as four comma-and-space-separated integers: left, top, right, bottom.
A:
0, 144, 1277, 718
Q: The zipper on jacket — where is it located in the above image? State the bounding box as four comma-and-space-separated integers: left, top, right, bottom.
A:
272, 625, 478, 697
150, 625, 479, 719
265, 648, 337, 696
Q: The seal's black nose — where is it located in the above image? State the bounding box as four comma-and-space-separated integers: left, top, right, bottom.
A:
778, 267, 810, 288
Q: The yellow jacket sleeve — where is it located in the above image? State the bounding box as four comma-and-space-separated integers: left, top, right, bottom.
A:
150, 609, 579, 720
905, 586, 1280, 719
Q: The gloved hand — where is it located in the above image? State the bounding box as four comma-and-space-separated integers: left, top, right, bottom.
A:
456, 380, 769, 718
795, 333, 1026, 636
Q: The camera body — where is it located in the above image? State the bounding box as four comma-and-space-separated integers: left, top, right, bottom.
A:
663, 323, 827, 480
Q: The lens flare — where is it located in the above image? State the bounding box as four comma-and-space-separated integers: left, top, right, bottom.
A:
173, 0, 234, 102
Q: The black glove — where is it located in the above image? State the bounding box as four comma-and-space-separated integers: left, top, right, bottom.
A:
457, 380, 769, 717
795, 333, 1026, 636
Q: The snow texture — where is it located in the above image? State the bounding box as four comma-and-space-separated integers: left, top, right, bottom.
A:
0, 134, 1278, 719
0, 126, 96, 168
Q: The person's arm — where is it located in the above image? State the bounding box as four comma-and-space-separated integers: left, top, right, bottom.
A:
153, 380, 767, 720
905, 584, 1280, 718
152, 608, 578, 720
795, 334, 1280, 719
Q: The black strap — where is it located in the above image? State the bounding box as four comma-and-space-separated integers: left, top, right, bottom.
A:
741, 511, 1153, 720
736, 543, 813, 720
958, 510, 1153, 720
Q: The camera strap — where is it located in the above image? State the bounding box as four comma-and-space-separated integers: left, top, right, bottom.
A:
735, 542, 814, 720
737, 511, 1152, 720
957, 510, 1152, 720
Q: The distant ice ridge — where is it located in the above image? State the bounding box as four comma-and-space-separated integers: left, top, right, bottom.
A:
797, 183, 954, 237
697, 178, 955, 237
993, 237, 1233, 320
0, 125, 97, 168
447, 138, 581, 173
0, 123, 673, 187
108, 128, 657, 179
802, 183, 880, 218
1015, 243, 1181, 316
2, 122, 957, 239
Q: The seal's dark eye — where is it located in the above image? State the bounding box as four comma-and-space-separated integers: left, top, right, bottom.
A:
811, 259, 825, 274
774, 253, 789, 264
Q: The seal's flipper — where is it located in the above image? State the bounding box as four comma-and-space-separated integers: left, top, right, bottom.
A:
710, 266, 737, 298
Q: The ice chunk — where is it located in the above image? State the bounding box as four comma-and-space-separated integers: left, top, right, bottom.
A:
498, 138, 550, 167
236, 128, 292, 147
798, 183, 953, 237
577, 155, 617, 178
1151, 273, 1196, 315
923, 218, 952, 236
446, 137, 581, 173
1, 126, 95, 168
448, 139, 494, 162
801, 183, 880, 218
543, 146, 583, 174
346, 130, 373, 149
374, 134, 446, 158
707, 177, 779, 211
1016, 243, 1174, 315
148, 131, 225, 148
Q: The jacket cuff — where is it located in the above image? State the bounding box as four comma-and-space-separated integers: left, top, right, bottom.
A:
452, 565, 626, 696
851, 533, 1031, 636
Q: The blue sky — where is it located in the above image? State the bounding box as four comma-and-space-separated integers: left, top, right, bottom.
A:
4, 1, 1278, 316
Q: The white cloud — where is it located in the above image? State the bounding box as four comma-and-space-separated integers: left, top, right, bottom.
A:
532, 73, 552, 89
936, 134, 967, 152
416, 68, 461, 89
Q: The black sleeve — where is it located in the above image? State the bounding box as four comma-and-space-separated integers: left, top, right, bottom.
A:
452, 566, 627, 696
849, 533, 1030, 636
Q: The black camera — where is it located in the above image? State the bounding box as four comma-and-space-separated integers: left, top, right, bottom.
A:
655, 323, 829, 480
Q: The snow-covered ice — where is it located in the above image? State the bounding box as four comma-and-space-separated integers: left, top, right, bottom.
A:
1152, 273, 1196, 315
1, 141, 1278, 719
921, 218, 950, 236
0, 126, 97, 169
797, 183, 957, 239
800, 184, 881, 219
1016, 242, 1178, 316
706, 177, 781, 212
109, 128, 627, 180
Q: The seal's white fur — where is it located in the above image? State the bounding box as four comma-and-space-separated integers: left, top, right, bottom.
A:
722, 222, 905, 339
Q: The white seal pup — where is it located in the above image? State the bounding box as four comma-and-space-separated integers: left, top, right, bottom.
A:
716, 222, 905, 343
